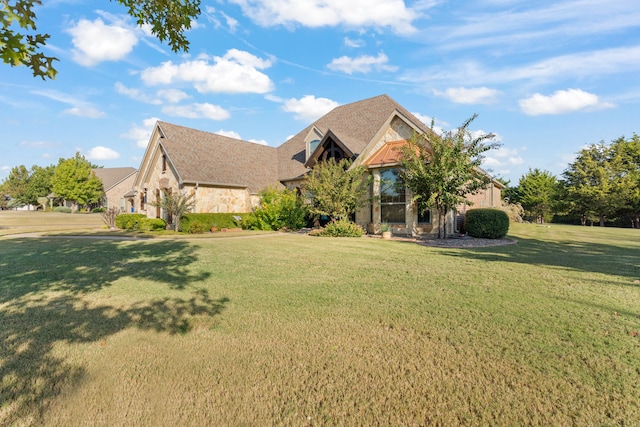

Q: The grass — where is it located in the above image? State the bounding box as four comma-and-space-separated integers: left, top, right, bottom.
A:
1, 216, 639, 425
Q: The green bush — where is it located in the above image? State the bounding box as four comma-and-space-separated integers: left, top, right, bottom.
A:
244, 187, 308, 231
187, 220, 210, 234
180, 213, 251, 232
91, 207, 105, 213
311, 219, 365, 237
53, 206, 72, 213
138, 217, 167, 232
464, 208, 509, 239
115, 213, 146, 230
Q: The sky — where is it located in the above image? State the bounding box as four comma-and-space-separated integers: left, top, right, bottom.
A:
2, 0, 640, 185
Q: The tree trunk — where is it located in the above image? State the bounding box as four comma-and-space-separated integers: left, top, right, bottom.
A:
599, 214, 605, 227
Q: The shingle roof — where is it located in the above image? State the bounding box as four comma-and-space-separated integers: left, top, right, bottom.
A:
92, 167, 137, 191
277, 94, 430, 181
156, 122, 280, 193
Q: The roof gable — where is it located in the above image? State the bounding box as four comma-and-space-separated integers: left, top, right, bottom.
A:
92, 167, 137, 191
153, 122, 280, 193
277, 94, 431, 181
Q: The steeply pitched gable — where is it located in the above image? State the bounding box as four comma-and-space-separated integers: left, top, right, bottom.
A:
156, 122, 280, 193
276, 94, 431, 181
92, 167, 137, 191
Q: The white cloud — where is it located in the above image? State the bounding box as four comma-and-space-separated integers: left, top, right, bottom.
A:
411, 112, 448, 135
86, 146, 120, 161
215, 129, 242, 139
32, 89, 106, 118
519, 88, 614, 115
140, 49, 274, 94
344, 37, 365, 48
228, 0, 418, 34
482, 146, 525, 177
157, 89, 190, 103
19, 140, 54, 148
327, 52, 397, 74
121, 117, 160, 148
435, 87, 499, 104
161, 103, 231, 120
67, 18, 138, 66
282, 95, 339, 121
63, 106, 106, 118
115, 82, 161, 104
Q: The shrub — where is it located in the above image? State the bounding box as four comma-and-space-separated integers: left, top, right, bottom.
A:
91, 207, 105, 213
115, 213, 146, 230
180, 213, 250, 232
311, 219, 365, 237
464, 208, 509, 239
245, 187, 308, 231
53, 206, 72, 213
187, 220, 210, 234
101, 207, 120, 228
138, 217, 167, 232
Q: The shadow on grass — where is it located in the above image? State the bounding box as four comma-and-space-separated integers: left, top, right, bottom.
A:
435, 235, 640, 282
0, 238, 228, 425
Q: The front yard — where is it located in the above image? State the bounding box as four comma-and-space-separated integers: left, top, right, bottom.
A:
1, 221, 639, 425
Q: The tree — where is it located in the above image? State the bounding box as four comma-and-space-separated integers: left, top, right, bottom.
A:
24, 164, 54, 207
149, 189, 195, 231
302, 158, 369, 222
2, 165, 30, 207
51, 153, 104, 211
611, 134, 640, 228
397, 115, 499, 238
1, 0, 201, 79
562, 143, 626, 226
517, 168, 558, 223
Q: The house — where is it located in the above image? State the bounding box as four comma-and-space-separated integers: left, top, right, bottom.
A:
131, 94, 503, 236
92, 167, 138, 212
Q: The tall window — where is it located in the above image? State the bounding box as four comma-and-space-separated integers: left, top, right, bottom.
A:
162, 154, 167, 173
380, 169, 405, 224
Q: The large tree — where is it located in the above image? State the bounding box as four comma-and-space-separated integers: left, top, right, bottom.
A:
517, 168, 558, 224
302, 158, 369, 222
51, 153, 103, 211
397, 115, 499, 238
562, 143, 626, 226
24, 164, 54, 207
1, 165, 30, 207
1, 0, 201, 79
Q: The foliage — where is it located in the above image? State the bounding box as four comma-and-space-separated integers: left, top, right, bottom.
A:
53, 206, 71, 213
115, 213, 146, 230
101, 207, 120, 228
302, 158, 369, 222
380, 222, 391, 232
517, 168, 558, 223
464, 208, 509, 239
561, 142, 627, 226
245, 187, 308, 231
499, 199, 525, 223
91, 207, 105, 213
138, 217, 167, 232
149, 189, 195, 231
2, 165, 30, 206
180, 212, 249, 231
398, 115, 499, 238
185, 220, 208, 234
1, 0, 201, 79
310, 219, 365, 237
25, 164, 54, 206
51, 153, 103, 211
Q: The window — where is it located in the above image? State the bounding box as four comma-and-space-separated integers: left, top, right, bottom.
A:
162, 154, 167, 173
307, 139, 320, 160
380, 169, 405, 224
418, 206, 431, 224
140, 191, 146, 210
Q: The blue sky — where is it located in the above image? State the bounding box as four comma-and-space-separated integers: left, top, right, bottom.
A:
2, 0, 639, 185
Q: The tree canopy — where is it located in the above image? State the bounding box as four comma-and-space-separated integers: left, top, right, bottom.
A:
51, 153, 103, 210
1, 0, 201, 79
302, 158, 369, 222
397, 115, 499, 238
517, 168, 558, 224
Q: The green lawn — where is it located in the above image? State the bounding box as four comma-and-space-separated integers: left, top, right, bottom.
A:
1, 221, 639, 425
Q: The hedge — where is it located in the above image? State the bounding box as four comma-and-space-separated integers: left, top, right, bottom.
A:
115, 213, 147, 230
464, 208, 509, 239
53, 206, 72, 213
179, 213, 251, 233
